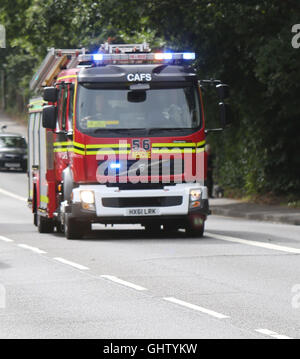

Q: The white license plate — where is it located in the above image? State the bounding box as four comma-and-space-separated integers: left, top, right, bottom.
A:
5, 163, 20, 168
126, 208, 160, 216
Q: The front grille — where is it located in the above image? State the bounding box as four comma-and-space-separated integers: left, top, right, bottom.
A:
105, 183, 175, 190
4, 154, 21, 160
102, 196, 183, 208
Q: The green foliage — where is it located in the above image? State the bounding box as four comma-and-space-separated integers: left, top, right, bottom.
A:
0, 0, 299, 195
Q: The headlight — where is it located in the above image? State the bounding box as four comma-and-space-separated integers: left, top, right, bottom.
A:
189, 189, 202, 202
80, 190, 95, 204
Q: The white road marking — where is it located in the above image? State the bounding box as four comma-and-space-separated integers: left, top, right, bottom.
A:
53, 257, 89, 270
164, 297, 230, 319
255, 328, 293, 339
0, 235, 14, 242
206, 232, 300, 255
18, 244, 46, 254
0, 188, 27, 202
101, 275, 147, 291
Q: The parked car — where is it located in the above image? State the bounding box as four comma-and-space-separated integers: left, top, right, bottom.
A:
0, 133, 28, 172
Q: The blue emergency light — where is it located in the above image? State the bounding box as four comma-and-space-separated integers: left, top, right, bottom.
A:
183, 53, 196, 60
93, 54, 103, 61
154, 52, 173, 60
80, 51, 196, 65
110, 163, 121, 169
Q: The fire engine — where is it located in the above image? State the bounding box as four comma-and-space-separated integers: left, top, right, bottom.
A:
27, 43, 230, 239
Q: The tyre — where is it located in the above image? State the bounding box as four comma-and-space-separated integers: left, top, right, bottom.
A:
34, 213, 38, 227
64, 214, 91, 240
55, 221, 64, 234
185, 223, 205, 238
37, 215, 54, 234
185, 215, 205, 238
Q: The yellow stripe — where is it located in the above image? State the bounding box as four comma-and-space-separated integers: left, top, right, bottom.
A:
57, 75, 77, 82
54, 142, 71, 147
196, 148, 205, 153
86, 143, 130, 149
73, 141, 85, 149
196, 140, 206, 147
30, 100, 46, 105
87, 150, 131, 155
152, 142, 196, 148
40, 195, 49, 204
54, 148, 68, 153
152, 140, 205, 148
152, 149, 195, 154
74, 149, 85, 155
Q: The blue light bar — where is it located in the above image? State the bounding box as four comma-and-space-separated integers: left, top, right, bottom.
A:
79, 51, 196, 64
183, 52, 196, 60
154, 53, 173, 60
93, 53, 103, 61
110, 163, 121, 169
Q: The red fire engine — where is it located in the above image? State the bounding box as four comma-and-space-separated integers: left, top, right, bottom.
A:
28, 43, 230, 239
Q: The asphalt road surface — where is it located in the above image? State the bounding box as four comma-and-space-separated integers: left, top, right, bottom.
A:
0, 170, 300, 339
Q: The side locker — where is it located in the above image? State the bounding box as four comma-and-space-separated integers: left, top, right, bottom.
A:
38, 112, 49, 213
27, 112, 35, 205
33, 111, 40, 210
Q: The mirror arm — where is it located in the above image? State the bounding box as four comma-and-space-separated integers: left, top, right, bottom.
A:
205, 128, 224, 134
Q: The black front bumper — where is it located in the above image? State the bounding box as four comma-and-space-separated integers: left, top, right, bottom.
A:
68, 199, 209, 226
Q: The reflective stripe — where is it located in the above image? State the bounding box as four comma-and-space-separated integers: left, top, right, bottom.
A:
86, 143, 130, 149
152, 142, 196, 148
54, 142, 70, 147
40, 195, 49, 204
152, 149, 196, 154
57, 75, 77, 82
54, 148, 69, 153
86, 150, 131, 155
74, 149, 85, 155
73, 141, 85, 149
197, 140, 206, 147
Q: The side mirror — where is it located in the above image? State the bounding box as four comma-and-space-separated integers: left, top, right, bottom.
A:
219, 102, 232, 128
43, 87, 57, 102
42, 106, 56, 130
216, 84, 230, 100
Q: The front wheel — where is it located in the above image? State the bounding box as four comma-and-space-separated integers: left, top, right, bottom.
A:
185, 224, 205, 238
185, 215, 205, 238
64, 214, 91, 240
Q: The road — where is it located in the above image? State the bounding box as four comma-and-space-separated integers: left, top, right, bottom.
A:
0, 170, 300, 339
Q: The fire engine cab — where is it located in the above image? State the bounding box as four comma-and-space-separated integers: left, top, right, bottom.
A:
28, 43, 230, 239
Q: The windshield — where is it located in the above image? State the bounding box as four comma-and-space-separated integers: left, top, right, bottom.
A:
0, 136, 27, 149
76, 84, 201, 135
